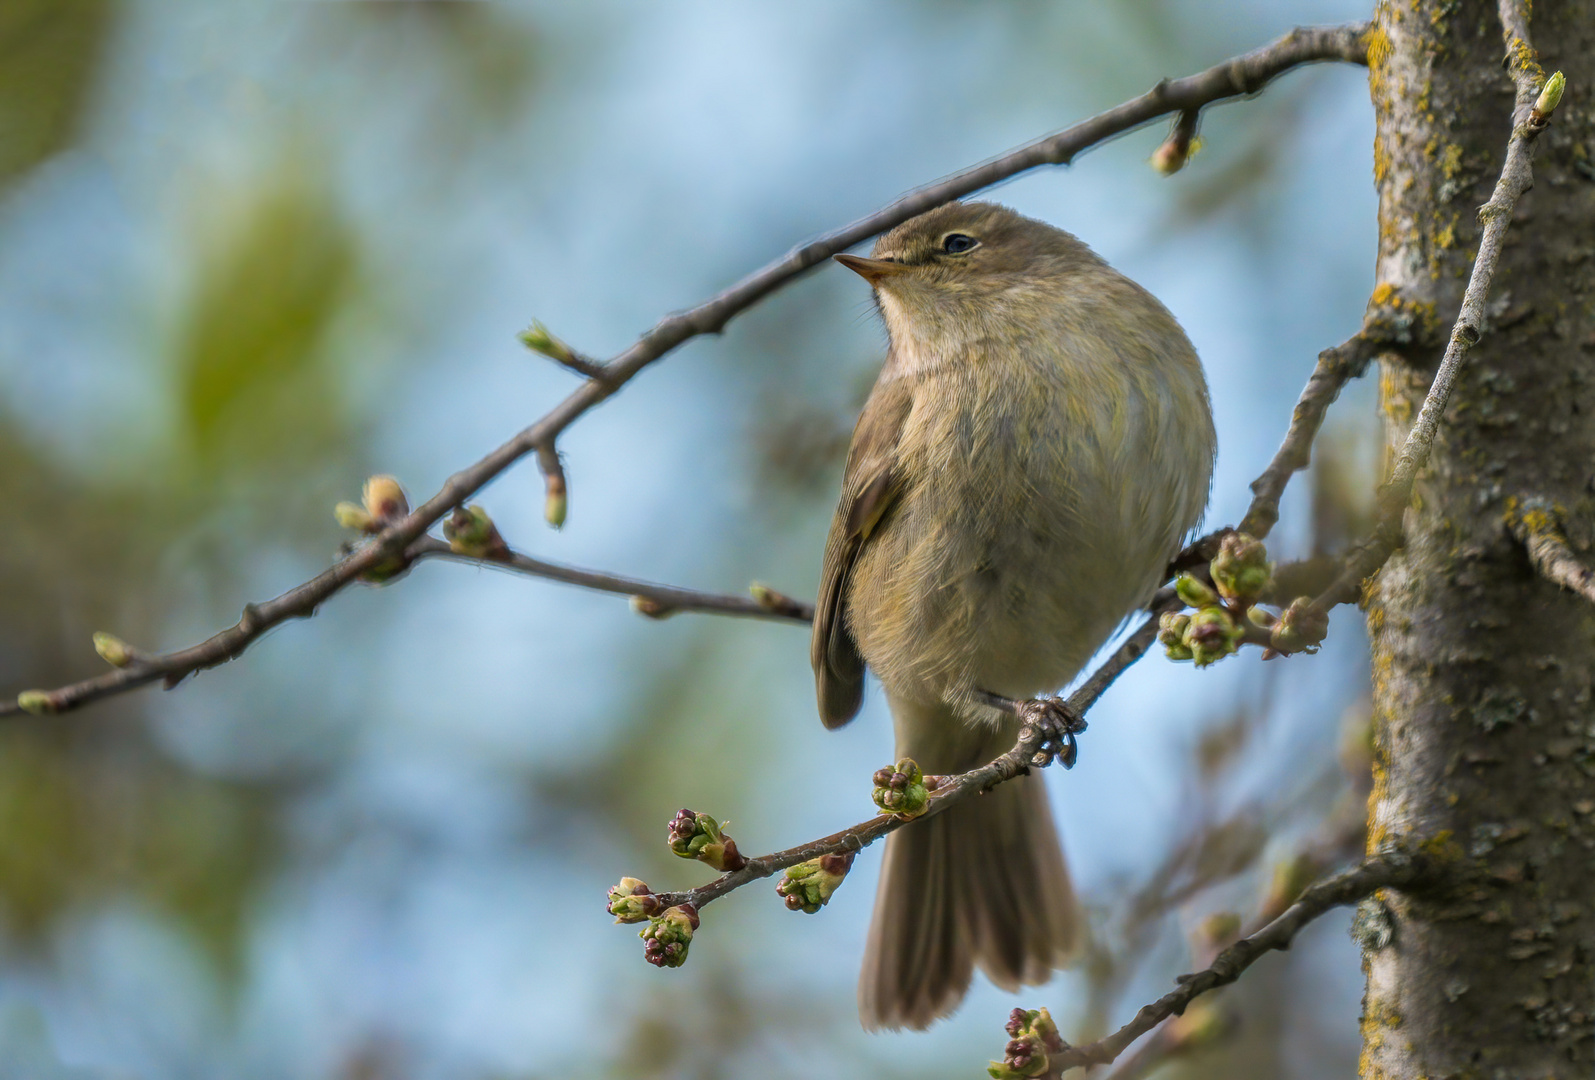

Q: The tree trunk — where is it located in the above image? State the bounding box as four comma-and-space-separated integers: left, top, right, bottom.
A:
1364, 1, 1595, 1076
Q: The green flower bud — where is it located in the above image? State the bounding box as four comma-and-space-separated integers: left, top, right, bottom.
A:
444, 505, 508, 559
334, 501, 375, 533
92, 632, 136, 668
1175, 573, 1220, 609
544, 472, 567, 529
1210, 532, 1273, 603
1534, 70, 1566, 120
362, 475, 409, 523
15, 691, 55, 716
776, 852, 855, 914
1270, 597, 1329, 654
989, 1007, 1066, 1079
518, 319, 575, 365
630, 595, 676, 619
1246, 605, 1277, 629
607, 878, 663, 923
640, 903, 699, 968
872, 758, 930, 818
1183, 606, 1243, 667
749, 582, 793, 610
1158, 611, 1194, 661
666, 809, 747, 872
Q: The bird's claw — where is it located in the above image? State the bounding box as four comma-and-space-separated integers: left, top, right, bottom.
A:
1015, 697, 1087, 770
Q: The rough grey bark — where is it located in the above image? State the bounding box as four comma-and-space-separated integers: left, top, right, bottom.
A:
1364, 2, 1595, 1077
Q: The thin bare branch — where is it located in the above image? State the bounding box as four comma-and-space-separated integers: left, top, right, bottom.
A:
412, 537, 813, 623
2, 22, 1370, 720
1239, 334, 1380, 539
1307, 15, 1559, 613
1507, 499, 1595, 606
1041, 853, 1425, 1074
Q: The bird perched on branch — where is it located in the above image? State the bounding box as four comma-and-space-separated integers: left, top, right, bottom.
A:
813, 201, 1215, 1030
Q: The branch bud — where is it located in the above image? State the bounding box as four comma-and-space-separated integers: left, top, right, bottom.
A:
92, 632, 137, 668
775, 852, 855, 913
1182, 606, 1243, 667
518, 319, 576, 365
333, 501, 375, 533
640, 903, 699, 968
1533, 70, 1566, 122
362, 475, 409, 523
1270, 597, 1329, 654
543, 469, 567, 529
630, 595, 676, 619
1174, 573, 1220, 609
1150, 109, 1201, 175
15, 691, 56, 716
989, 1007, 1067, 1079
1158, 611, 1195, 661
444, 505, 509, 560
666, 808, 747, 872
872, 757, 930, 818
607, 877, 663, 923
1209, 532, 1273, 603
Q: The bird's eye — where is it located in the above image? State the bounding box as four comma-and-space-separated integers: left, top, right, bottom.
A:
941, 233, 978, 254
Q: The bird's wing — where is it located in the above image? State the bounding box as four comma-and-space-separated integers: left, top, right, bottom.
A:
812, 374, 914, 729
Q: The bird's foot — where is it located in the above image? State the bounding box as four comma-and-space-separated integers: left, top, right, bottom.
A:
1014, 697, 1087, 770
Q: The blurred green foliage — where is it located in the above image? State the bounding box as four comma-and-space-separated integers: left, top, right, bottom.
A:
0, 724, 279, 983
0, 0, 115, 188
176, 164, 360, 481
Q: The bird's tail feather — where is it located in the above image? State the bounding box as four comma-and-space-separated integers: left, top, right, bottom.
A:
859, 700, 1077, 1030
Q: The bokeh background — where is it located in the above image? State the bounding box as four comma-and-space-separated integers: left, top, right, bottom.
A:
0, 1, 1385, 1077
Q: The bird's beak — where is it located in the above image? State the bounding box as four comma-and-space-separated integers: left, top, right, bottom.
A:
834, 253, 907, 284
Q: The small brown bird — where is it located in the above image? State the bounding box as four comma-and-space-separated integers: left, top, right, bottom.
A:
813, 201, 1215, 1030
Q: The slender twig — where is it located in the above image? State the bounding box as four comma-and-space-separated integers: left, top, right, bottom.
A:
1038, 853, 1425, 1074
412, 537, 813, 623
1238, 334, 1381, 539
2, 23, 1370, 720
1307, 14, 1559, 613
650, 599, 1175, 911
1507, 499, 1595, 606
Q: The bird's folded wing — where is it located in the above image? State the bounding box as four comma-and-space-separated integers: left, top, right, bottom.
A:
811, 373, 914, 728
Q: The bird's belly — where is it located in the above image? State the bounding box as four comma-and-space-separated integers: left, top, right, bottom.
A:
849, 462, 1166, 709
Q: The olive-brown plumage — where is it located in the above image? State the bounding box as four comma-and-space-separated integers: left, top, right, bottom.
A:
814, 202, 1215, 1030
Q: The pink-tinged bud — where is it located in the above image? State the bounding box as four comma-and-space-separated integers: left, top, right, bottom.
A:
361, 475, 409, 523
775, 852, 855, 914
607, 878, 662, 923
1182, 606, 1243, 667
872, 757, 930, 818
1210, 532, 1272, 603
1270, 597, 1329, 654
666, 809, 747, 872
987, 1007, 1066, 1079
639, 904, 699, 968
